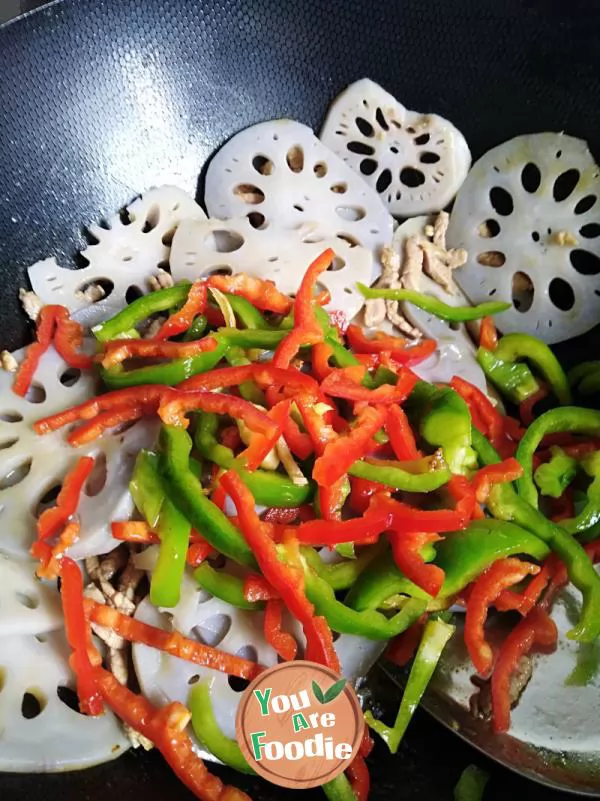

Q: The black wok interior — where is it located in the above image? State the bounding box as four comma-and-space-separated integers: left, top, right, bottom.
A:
1, 0, 599, 798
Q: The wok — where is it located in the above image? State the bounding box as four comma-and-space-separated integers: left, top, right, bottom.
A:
1, 1, 599, 800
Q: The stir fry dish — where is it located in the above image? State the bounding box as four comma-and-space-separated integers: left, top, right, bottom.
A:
1, 78, 599, 801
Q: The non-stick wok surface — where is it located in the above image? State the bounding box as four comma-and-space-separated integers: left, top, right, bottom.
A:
1, 0, 599, 798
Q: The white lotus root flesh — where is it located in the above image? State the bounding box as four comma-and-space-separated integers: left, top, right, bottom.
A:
320, 79, 471, 217
27, 186, 206, 313
447, 133, 600, 344
170, 216, 373, 321
0, 345, 158, 560
204, 119, 393, 275
0, 630, 128, 771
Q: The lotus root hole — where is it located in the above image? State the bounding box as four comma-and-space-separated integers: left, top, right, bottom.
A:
512, 272, 534, 312
477, 251, 506, 267
570, 249, 600, 275
489, 187, 514, 216
193, 613, 231, 647
549, 277, 575, 311
204, 230, 244, 253
286, 146, 304, 173
521, 162, 542, 193
252, 155, 274, 176
233, 184, 265, 205
553, 169, 580, 202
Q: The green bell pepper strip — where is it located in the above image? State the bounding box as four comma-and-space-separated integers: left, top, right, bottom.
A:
189, 681, 255, 774
159, 425, 257, 568
476, 347, 540, 403
472, 425, 600, 643
357, 283, 510, 322
195, 413, 313, 507
454, 765, 489, 801
365, 618, 455, 752
182, 314, 208, 341
303, 564, 427, 639
347, 457, 451, 492
322, 774, 359, 801
129, 451, 190, 608
92, 283, 191, 342
560, 452, 600, 535
569, 361, 600, 396
225, 293, 272, 329
301, 541, 387, 591
534, 446, 578, 498
335, 542, 356, 560
223, 347, 265, 405
193, 562, 264, 611
493, 332, 571, 405
515, 407, 600, 508
100, 339, 228, 388
344, 520, 550, 612
216, 327, 287, 350
407, 382, 477, 474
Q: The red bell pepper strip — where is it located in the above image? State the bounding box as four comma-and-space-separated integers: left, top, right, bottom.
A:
313, 406, 388, 486
13, 306, 58, 397
14, 305, 93, 397
312, 341, 335, 382
92, 667, 251, 801
503, 416, 526, 443
519, 382, 549, 427
279, 413, 314, 460
347, 755, 370, 801
329, 309, 349, 336
180, 363, 320, 397
86, 600, 263, 680
479, 316, 498, 351
67, 404, 149, 446
349, 476, 388, 514
495, 563, 552, 615
220, 469, 340, 671
319, 477, 350, 522
359, 726, 375, 758
471, 458, 524, 504
262, 506, 312, 525
34, 385, 167, 436
345, 325, 437, 366
385, 406, 420, 461
60, 557, 103, 716
295, 249, 335, 332
243, 573, 280, 603
100, 336, 218, 369
388, 531, 445, 597
321, 366, 417, 405
450, 376, 514, 458
32, 520, 80, 580
263, 599, 298, 661
206, 273, 292, 314
53, 308, 94, 370
549, 488, 575, 523
296, 396, 337, 455
37, 456, 95, 541
220, 425, 242, 452
385, 617, 427, 668
491, 606, 558, 733
272, 327, 321, 369
465, 558, 541, 677
186, 541, 214, 567
155, 281, 208, 340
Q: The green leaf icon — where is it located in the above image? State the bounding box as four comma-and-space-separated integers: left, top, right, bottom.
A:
323, 678, 347, 703
312, 680, 326, 704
